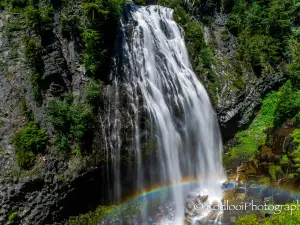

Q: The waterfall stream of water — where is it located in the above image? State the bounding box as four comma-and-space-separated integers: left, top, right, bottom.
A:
105, 5, 225, 224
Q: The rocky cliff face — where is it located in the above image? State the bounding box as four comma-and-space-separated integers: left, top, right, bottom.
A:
192, 11, 284, 141
0, 2, 284, 225
0, 5, 111, 225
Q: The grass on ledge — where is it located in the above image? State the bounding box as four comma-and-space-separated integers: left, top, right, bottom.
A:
224, 91, 278, 167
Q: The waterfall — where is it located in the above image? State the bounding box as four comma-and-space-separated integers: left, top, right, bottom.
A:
104, 4, 225, 224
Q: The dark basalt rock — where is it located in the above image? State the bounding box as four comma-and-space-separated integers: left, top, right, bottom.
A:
217, 72, 284, 141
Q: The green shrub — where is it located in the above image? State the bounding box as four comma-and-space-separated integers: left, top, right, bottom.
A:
20, 98, 28, 118
220, 29, 230, 42
47, 97, 73, 132
70, 104, 92, 148
259, 176, 271, 186
23, 22, 44, 103
295, 112, 300, 128
24, 38, 43, 72
80, 0, 125, 79
13, 122, 48, 169
19, 98, 34, 121
287, 40, 300, 89
83, 29, 101, 76
84, 79, 103, 108
268, 165, 283, 181
55, 135, 70, 152
24, 6, 41, 32
32, 85, 42, 102
159, 0, 183, 9
237, 214, 259, 225
227, 0, 297, 76
106, 0, 124, 18
30, 73, 43, 103
10, 0, 28, 8
262, 203, 300, 225
13, 122, 48, 154
291, 129, 300, 174
60, 13, 82, 38
134, 0, 144, 5
81, 0, 124, 21
237, 34, 281, 73
24, 4, 54, 33
291, 128, 300, 144
280, 154, 289, 166
16, 150, 36, 170
274, 81, 300, 126
48, 98, 92, 153
173, 5, 189, 25
39, 4, 54, 27
238, 204, 300, 224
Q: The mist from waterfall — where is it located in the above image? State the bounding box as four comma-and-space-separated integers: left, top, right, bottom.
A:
105, 4, 225, 224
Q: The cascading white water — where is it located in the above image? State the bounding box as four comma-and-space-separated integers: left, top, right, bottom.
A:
105, 4, 226, 224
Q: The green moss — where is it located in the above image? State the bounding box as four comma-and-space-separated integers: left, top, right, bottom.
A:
57, 173, 69, 184
58, 205, 111, 225
8, 211, 19, 223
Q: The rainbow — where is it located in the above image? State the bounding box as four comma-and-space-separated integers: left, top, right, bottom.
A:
103, 176, 226, 216
99, 178, 300, 221
109, 179, 300, 209
101, 178, 201, 217
115, 176, 226, 205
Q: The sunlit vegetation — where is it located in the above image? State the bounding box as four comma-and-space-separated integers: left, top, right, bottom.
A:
224, 92, 278, 167
47, 95, 93, 154
222, 0, 300, 178
237, 203, 300, 225
81, 0, 126, 78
